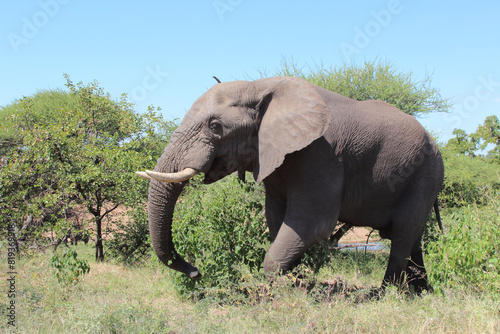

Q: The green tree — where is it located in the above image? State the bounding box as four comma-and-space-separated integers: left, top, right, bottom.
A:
439, 115, 500, 207
61, 76, 146, 261
1, 96, 74, 250
0, 89, 79, 156
447, 128, 479, 157
277, 59, 451, 115
0, 75, 176, 260
446, 115, 500, 159
475, 115, 500, 161
439, 147, 500, 207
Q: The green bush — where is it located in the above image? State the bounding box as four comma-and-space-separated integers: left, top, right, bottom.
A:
277, 58, 450, 115
439, 148, 500, 208
107, 208, 151, 265
171, 174, 269, 298
300, 240, 334, 273
426, 195, 500, 293
440, 180, 489, 208
51, 248, 90, 285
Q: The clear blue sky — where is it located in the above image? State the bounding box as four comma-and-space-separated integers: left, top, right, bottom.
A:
1, 0, 499, 142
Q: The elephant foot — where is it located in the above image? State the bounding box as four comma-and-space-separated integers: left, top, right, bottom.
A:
406, 266, 433, 295
408, 280, 433, 295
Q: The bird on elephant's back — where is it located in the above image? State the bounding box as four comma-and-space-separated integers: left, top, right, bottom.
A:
137, 76, 444, 294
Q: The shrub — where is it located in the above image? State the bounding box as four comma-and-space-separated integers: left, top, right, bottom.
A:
439, 148, 500, 208
51, 248, 90, 285
426, 195, 500, 293
171, 174, 269, 298
277, 58, 450, 116
107, 208, 151, 265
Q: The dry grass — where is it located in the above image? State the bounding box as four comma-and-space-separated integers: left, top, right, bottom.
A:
1, 244, 499, 333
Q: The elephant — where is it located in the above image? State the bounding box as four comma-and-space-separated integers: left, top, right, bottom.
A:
136, 76, 444, 293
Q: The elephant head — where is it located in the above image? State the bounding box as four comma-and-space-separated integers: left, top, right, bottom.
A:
137, 77, 332, 278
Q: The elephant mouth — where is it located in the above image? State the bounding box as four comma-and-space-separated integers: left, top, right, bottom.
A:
204, 156, 232, 184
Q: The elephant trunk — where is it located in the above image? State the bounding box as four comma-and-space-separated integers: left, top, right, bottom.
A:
142, 122, 214, 279
147, 171, 201, 279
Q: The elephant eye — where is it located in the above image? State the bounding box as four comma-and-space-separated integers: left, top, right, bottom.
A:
209, 119, 223, 135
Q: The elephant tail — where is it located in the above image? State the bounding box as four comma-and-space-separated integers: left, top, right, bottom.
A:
434, 199, 443, 233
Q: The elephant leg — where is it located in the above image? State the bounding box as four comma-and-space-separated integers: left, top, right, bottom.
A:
404, 237, 432, 293
262, 177, 341, 274
263, 223, 306, 273
262, 139, 343, 275
383, 237, 414, 289
265, 191, 286, 242
383, 236, 431, 293
383, 177, 436, 291
263, 211, 339, 274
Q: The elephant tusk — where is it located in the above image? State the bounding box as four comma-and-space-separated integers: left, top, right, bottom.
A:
135, 171, 152, 180
145, 168, 198, 183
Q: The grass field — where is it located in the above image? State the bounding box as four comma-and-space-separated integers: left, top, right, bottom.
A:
2, 241, 499, 334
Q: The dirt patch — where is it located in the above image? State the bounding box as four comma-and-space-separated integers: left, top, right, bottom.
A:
58, 204, 135, 242
339, 226, 381, 244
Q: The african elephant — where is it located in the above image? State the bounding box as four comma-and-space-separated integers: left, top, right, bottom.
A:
136, 76, 444, 292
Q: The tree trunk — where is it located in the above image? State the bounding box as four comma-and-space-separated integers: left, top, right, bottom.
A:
95, 218, 104, 261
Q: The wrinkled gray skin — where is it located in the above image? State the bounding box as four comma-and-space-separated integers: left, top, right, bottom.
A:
141, 76, 444, 292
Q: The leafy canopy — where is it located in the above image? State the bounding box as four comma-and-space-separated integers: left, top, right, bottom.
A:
277, 59, 451, 116
0, 89, 79, 155
447, 115, 500, 161
0, 75, 176, 255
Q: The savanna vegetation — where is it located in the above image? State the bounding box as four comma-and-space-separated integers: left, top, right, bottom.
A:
0, 76, 176, 260
1, 61, 499, 333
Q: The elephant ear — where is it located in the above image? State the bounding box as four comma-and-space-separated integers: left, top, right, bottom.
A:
251, 77, 332, 183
